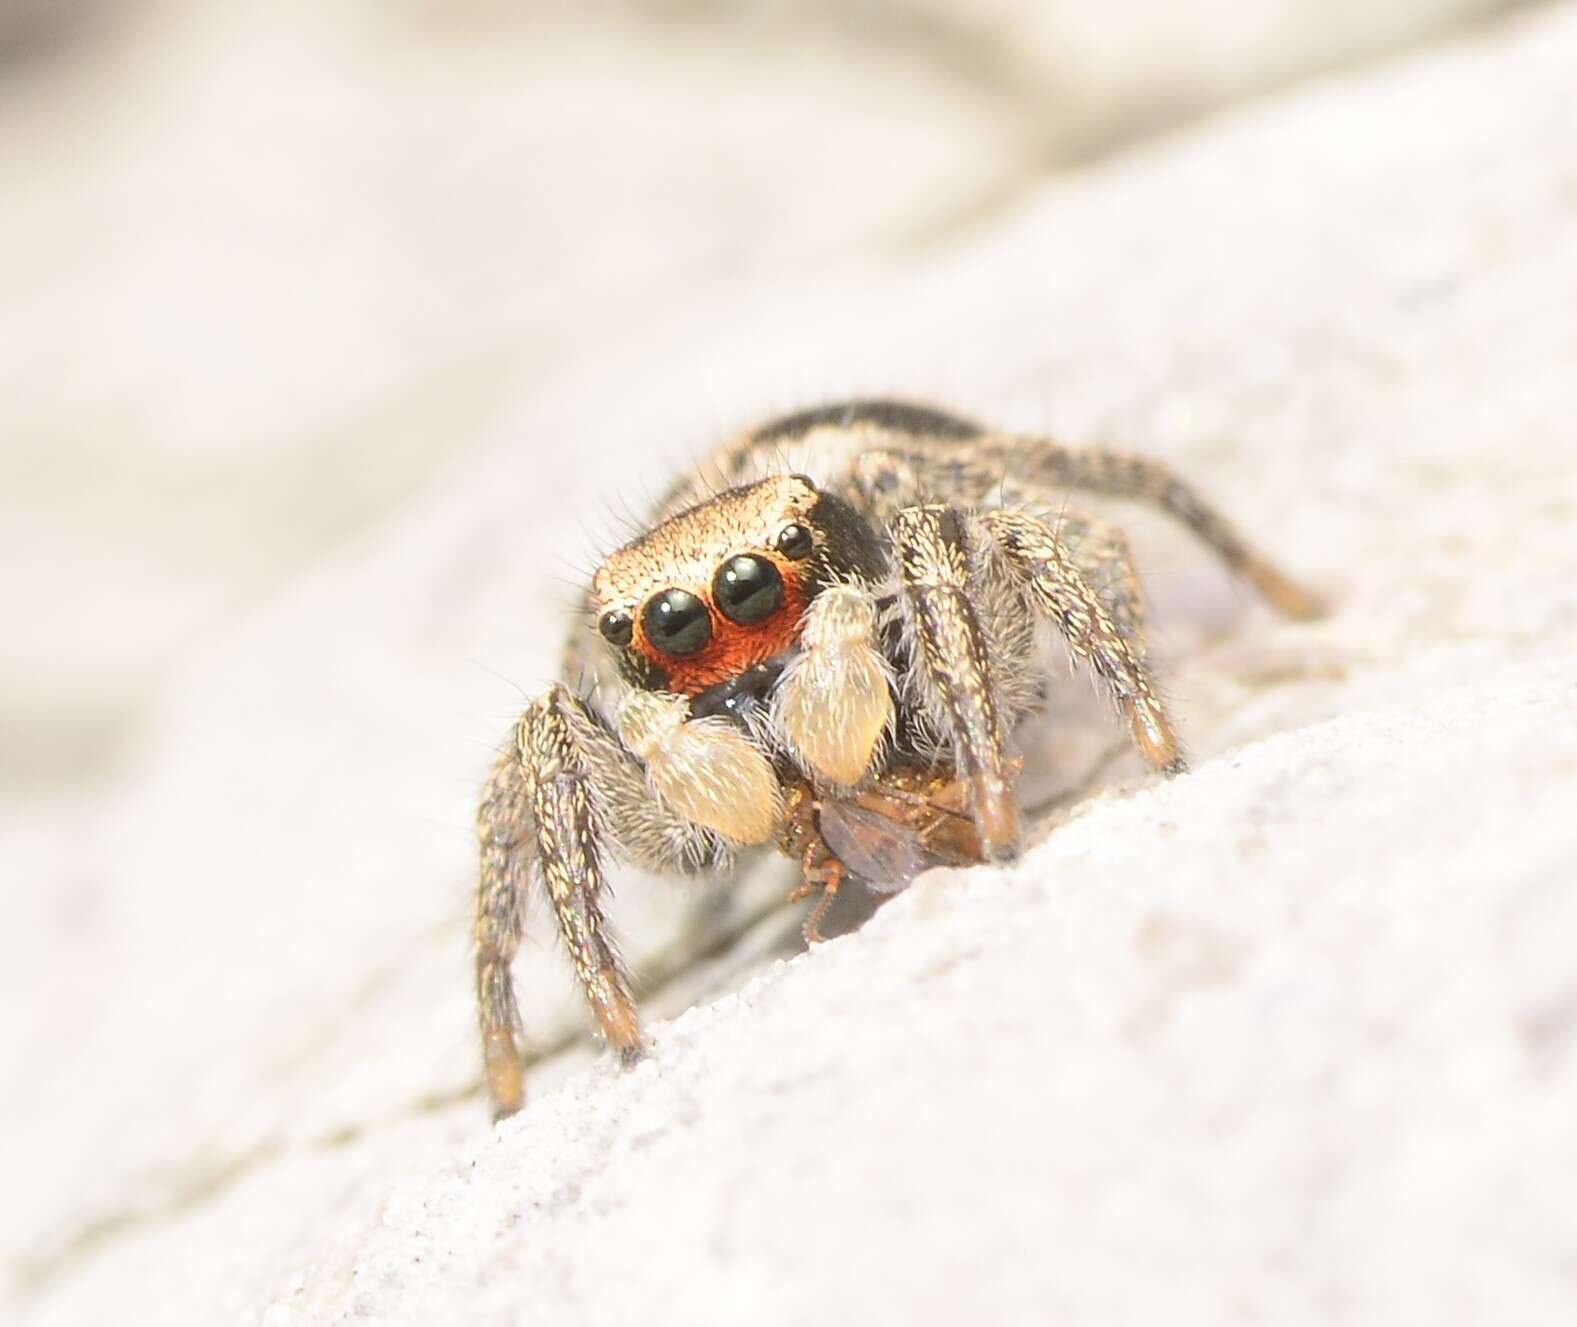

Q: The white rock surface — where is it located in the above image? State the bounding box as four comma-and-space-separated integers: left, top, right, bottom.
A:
7, 2, 1577, 1323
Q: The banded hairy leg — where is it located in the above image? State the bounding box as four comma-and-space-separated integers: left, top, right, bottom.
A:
475, 684, 760, 1119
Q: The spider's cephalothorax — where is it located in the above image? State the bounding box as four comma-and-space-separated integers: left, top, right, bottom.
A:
475, 400, 1322, 1117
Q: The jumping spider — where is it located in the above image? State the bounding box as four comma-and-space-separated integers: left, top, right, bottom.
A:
475, 400, 1320, 1117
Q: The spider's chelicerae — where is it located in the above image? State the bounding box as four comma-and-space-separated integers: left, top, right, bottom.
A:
475, 400, 1320, 1117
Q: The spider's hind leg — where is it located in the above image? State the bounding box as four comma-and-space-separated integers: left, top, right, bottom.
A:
977, 436, 1324, 621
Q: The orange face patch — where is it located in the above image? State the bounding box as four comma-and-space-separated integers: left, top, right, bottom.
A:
636, 556, 811, 695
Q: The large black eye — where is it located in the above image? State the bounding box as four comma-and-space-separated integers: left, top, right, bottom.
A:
598, 609, 634, 647
713, 554, 783, 625
642, 589, 712, 656
774, 523, 814, 560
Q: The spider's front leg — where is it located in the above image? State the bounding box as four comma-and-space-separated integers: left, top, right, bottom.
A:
475, 684, 776, 1119
890, 506, 1022, 860
474, 690, 644, 1121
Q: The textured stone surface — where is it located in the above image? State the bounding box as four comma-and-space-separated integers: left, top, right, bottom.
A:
6, 2, 1577, 1323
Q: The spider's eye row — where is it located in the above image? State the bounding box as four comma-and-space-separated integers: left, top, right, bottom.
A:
642, 589, 712, 656
774, 523, 814, 560
598, 609, 634, 647
713, 554, 783, 625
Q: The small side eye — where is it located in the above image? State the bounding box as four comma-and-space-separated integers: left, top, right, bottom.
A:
642, 589, 712, 656
599, 609, 634, 646
714, 555, 783, 625
774, 523, 814, 560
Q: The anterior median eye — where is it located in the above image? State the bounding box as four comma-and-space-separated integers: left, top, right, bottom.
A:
642, 589, 712, 656
713, 555, 783, 625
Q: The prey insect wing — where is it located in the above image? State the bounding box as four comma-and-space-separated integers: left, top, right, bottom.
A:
818, 769, 988, 894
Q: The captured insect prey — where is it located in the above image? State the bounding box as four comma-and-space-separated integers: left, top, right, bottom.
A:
782, 761, 1001, 945
474, 399, 1323, 1118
